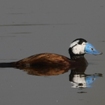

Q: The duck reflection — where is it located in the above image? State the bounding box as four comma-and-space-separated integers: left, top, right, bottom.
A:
0, 38, 102, 89
69, 67, 102, 88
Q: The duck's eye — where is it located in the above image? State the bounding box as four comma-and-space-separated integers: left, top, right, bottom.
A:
91, 48, 94, 50
78, 41, 82, 44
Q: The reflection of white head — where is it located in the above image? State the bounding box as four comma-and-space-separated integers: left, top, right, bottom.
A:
71, 74, 87, 88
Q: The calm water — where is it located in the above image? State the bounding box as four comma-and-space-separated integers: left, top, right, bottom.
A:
0, 0, 105, 105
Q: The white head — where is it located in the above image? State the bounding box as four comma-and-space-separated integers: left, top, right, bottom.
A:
70, 41, 86, 55
69, 38, 102, 58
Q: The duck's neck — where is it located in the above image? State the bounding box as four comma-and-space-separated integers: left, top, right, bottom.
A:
70, 54, 85, 60
70, 54, 88, 70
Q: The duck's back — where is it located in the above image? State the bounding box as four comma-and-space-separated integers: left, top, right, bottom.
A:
15, 53, 72, 69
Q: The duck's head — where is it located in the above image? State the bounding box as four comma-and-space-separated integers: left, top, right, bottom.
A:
69, 38, 102, 59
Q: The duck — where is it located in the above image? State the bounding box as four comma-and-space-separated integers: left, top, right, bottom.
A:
16, 38, 102, 65
0, 38, 102, 75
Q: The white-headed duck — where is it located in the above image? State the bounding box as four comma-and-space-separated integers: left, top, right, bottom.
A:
16, 38, 101, 66
0, 38, 102, 76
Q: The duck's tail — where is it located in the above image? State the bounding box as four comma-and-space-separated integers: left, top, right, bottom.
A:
0, 62, 16, 68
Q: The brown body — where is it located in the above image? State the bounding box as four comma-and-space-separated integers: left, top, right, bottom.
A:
0, 53, 87, 76
15, 53, 71, 68
15, 53, 87, 75
14, 53, 73, 76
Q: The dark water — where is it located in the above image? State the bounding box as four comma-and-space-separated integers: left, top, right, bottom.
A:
0, 0, 105, 105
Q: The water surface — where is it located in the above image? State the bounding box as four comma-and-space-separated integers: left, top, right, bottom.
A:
0, 0, 105, 105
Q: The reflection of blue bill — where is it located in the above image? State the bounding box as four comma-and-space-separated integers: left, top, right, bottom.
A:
71, 73, 102, 88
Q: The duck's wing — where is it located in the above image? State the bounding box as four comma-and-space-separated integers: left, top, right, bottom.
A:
15, 53, 72, 69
